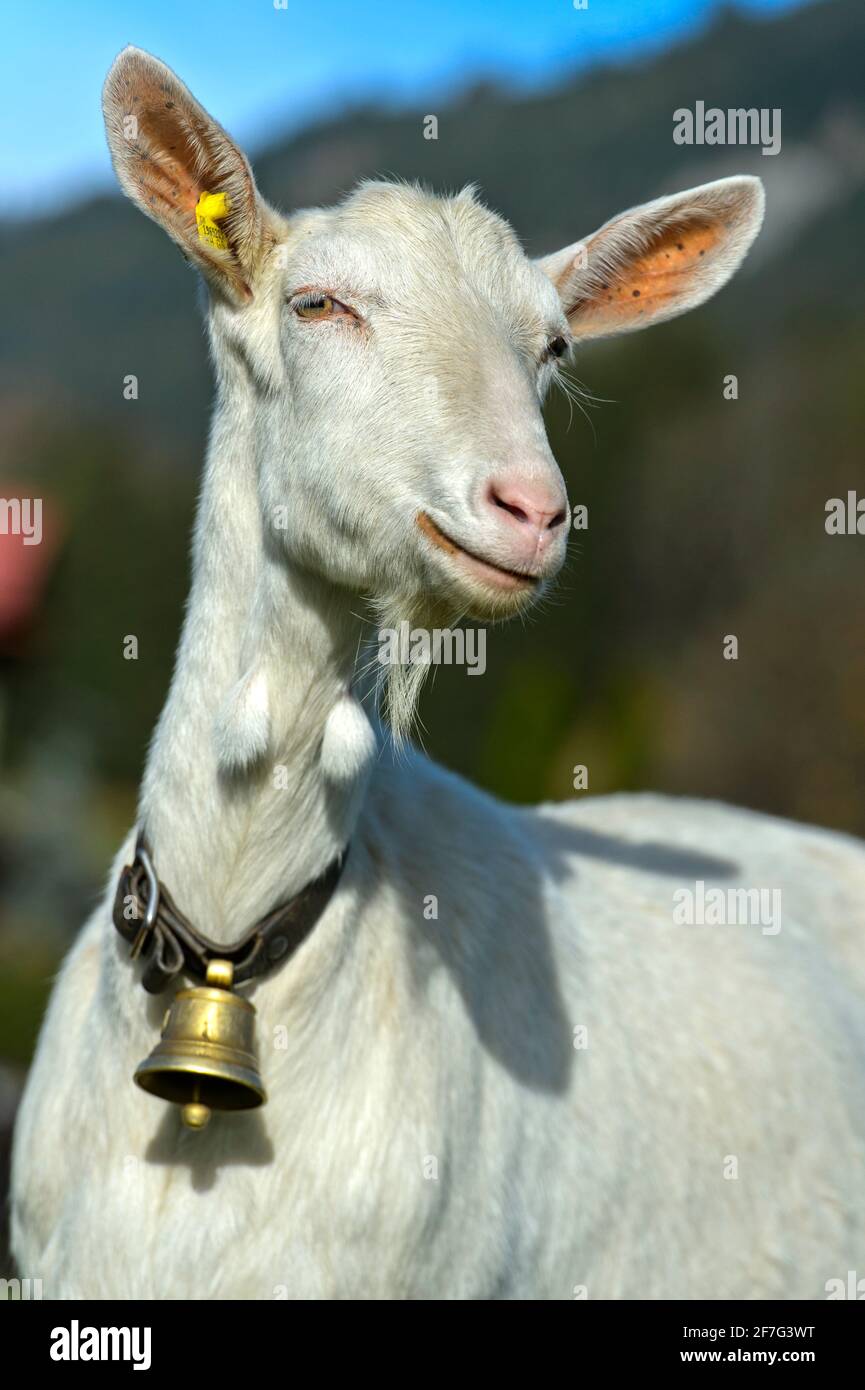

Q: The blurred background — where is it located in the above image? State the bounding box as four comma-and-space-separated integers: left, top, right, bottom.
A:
1, 0, 864, 1272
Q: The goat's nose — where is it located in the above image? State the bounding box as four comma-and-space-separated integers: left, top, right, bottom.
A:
485, 477, 568, 540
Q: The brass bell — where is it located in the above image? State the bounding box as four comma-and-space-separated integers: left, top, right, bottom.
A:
134, 959, 266, 1129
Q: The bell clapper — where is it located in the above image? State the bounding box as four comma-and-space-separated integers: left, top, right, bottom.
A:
182, 1082, 211, 1131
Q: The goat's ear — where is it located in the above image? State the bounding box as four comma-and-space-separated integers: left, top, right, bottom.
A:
103, 46, 281, 304
537, 176, 764, 340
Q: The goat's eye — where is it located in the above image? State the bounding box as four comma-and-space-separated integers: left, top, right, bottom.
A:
295, 294, 335, 319
547, 335, 569, 359
292, 291, 358, 322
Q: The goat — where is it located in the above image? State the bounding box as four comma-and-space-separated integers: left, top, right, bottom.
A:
11, 46, 865, 1299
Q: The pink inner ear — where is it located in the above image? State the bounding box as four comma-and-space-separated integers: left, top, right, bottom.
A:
571, 217, 724, 328
128, 96, 206, 231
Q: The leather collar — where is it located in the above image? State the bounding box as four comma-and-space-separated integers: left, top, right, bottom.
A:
113, 833, 348, 994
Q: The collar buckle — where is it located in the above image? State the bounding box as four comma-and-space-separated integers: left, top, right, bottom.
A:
130, 840, 160, 958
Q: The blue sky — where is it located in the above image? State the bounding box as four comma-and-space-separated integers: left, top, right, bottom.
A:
1, 0, 810, 214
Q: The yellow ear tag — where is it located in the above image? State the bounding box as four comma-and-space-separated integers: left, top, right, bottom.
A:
195, 191, 231, 250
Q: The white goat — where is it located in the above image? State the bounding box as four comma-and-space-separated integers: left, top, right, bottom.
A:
11, 47, 865, 1300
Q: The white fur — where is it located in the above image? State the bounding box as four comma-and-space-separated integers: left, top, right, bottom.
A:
321, 694, 377, 785
215, 667, 271, 772
10, 49, 864, 1301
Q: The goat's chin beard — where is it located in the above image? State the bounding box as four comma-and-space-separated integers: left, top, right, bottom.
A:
365, 590, 456, 744
368, 581, 537, 744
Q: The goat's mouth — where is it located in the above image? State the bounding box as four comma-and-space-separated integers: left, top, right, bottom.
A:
416, 512, 541, 594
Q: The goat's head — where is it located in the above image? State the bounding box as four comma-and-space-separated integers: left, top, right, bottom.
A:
104, 47, 763, 704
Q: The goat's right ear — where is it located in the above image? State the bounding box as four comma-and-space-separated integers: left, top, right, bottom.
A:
103, 46, 282, 304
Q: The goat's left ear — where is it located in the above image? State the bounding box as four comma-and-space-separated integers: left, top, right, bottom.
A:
537, 176, 764, 339
103, 46, 282, 304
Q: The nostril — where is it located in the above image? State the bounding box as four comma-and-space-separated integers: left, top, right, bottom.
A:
490, 487, 530, 525
548, 506, 568, 531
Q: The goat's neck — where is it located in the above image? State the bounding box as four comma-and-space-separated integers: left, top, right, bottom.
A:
136, 371, 371, 945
